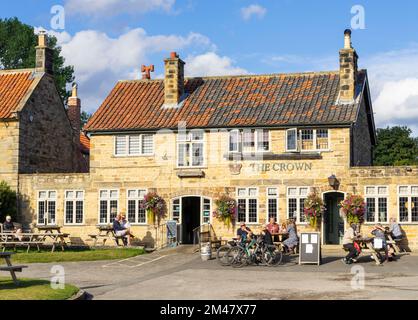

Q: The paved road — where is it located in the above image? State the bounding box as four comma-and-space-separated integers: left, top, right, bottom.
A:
20, 246, 418, 300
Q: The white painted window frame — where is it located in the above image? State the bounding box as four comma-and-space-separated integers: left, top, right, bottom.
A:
64, 190, 85, 225
177, 130, 206, 168
37, 190, 57, 225
397, 185, 418, 224
98, 189, 119, 225
266, 187, 279, 223
126, 189, 148, 225
286, 186, 310, 224
236, 187, 259, 225
364, 186, 389, 224
114, 134, 154, 157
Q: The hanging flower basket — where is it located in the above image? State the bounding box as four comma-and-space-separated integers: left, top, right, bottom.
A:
339, 194, 366, 225
143, 192, 167, 226
213, 195, 237, 229
304, 192, 326, 230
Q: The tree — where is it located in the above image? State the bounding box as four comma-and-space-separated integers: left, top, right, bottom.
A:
0, 17, 74, 102
373, 126, 418, 166
81, 111, 92, 129
0, 181, 17, 222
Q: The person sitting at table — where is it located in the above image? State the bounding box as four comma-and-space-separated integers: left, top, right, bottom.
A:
261, 225, 274, 246
389, 218, 403, 241
3, 216, 23, 241
266, 217, 280, 242
371, 223, 389, 263
282, 219, 298, 253
237, 223, 252, 244
113, 214, 133, 246
342, 223, 360, 265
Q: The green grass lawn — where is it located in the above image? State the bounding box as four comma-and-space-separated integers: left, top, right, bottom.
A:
10, 247, 145, 264
0, 277, 79, 300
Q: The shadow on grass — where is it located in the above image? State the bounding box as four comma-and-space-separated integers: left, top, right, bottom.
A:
0, 278, 50, 290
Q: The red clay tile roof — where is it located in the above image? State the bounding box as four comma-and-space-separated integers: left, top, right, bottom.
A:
0, 70, 38, 119
80, 133, 90, 153
85, 70, 367, 132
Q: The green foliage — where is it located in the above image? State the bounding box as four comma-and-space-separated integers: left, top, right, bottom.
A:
373, 126, 418, 166
0, 181, 17, 222
0, 17, 74, 103
81, 111, 92, 129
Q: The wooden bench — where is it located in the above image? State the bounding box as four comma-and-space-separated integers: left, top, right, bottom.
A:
0, 252, 28, 285
88, 234, 127, 247
1, 241, 44, 253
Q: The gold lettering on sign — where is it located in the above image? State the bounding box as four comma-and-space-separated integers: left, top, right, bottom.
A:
250, 163, 313, 173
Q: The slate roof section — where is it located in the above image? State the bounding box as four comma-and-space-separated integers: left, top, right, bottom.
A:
85, 70, 367, 132
0, 70, 38, 119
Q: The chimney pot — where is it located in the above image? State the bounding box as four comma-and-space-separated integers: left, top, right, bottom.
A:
170, 52, 178, 59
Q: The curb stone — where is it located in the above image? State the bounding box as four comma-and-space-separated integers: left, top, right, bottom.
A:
68, 289, 89, 300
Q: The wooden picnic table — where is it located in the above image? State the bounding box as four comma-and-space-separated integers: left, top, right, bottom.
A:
354, 236, 383, 265
35, 225, 69, 252
89, 225, 126, 247
0, 252, 27, 285
0, 232, 44, 253
271, 232, 289, 242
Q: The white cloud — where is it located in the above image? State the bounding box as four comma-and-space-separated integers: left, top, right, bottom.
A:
363, 46, 418, 134
185, 52, 248, 77
64, 0, 175, 16
241, 4, 267, 21
38, 27, 247, 113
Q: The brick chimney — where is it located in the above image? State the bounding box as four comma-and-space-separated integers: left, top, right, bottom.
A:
339, 29, 358, 103
164, 52, 185, 107
68, 83, 81, 132
35, 31, 54, 75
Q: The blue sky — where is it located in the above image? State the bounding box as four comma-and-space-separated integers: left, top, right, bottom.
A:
2, 0, 418, 134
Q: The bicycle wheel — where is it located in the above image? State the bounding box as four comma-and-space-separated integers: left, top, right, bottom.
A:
216, 245, 233, 266
263, 247, 283, 266
229, 246, 247, 268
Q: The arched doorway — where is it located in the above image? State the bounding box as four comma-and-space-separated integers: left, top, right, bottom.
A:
323, 192, 345, 245
171, 196, 212, 244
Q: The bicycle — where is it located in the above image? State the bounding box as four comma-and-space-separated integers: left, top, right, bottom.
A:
228, 235, 282, 268
216, 239, 239, 266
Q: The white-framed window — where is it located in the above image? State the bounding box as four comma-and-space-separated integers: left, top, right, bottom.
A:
65, 191, 84, 225
365, 186, 388, 223
99, 189, 119, 224
286, 128, 329, 152
177, 130, 205, 167
287, 187, 310, 223
398, 186, 418, 223
172, 198, 181, 223
228, 129, 270, 153
37, 191, 57, 225
266, 187, 279, 222
114, 134, 154, 156
237, 187, 259, 224
127, 189, 147, 224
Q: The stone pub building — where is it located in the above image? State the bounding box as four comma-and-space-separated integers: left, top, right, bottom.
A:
1, 30, 418, 249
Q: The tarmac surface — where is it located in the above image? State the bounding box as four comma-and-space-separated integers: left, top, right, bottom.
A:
19, 246, 418, 300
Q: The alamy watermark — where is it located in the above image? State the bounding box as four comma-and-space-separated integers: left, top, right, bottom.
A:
50, 265, 65, 290
351, 5, 366, 30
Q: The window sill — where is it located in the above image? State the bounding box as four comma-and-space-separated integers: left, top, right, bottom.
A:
224, 152, 322, 161
176, 169, 205, 178
112, 154, 155, 158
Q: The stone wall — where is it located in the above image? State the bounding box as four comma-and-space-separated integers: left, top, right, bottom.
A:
0, 120, 20, 190
18, 74, 78, 174
351, 98, 373, 166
